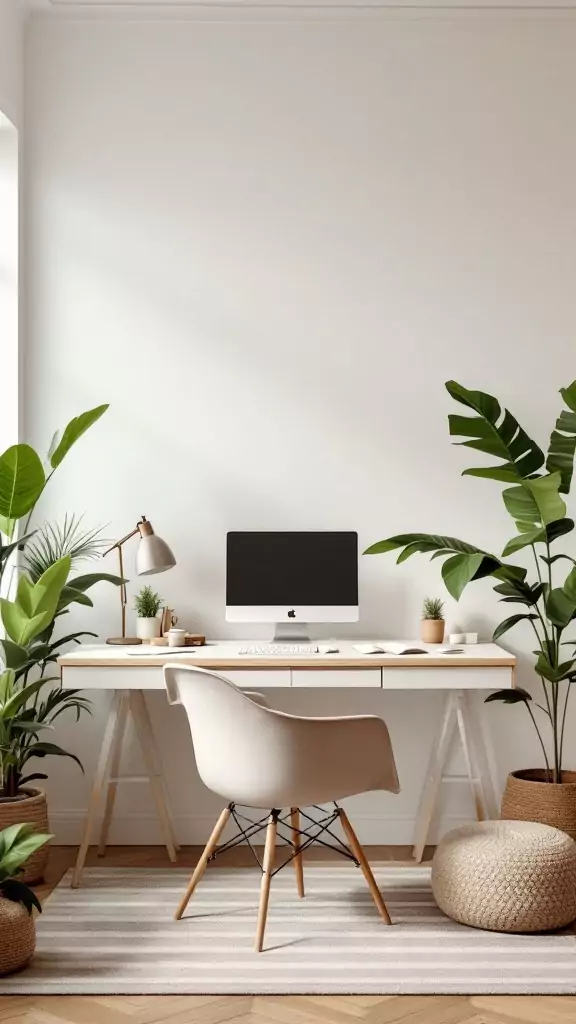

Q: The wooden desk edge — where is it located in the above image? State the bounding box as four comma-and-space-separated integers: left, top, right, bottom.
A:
59, 655, 517, 669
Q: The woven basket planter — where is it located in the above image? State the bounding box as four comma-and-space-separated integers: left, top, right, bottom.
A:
501, 769, 576, 840
0, 789, 50, 884
0, 897, 36, 975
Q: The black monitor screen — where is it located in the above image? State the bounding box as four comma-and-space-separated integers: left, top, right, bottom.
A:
226, 532, 358, 606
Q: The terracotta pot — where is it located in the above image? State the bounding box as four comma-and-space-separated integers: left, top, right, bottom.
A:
0, 789, 50, 884
0, 897, 36, 976
501, 769, 576, 840
420, 619, 445, 644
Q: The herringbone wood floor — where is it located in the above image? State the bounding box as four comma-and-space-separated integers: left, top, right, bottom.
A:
1, 845, 575, 1024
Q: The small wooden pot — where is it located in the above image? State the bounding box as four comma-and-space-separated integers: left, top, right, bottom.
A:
0, 897, 36, 976
136, 617, 161, 641
501, 769, 576, 840
0, 789, 50, 884
420, 619, 445, 644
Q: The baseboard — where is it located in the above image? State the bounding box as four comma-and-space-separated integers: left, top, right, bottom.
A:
48, 810, 477, 846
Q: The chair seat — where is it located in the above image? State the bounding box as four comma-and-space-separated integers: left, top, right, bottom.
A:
431, 820, 576, 933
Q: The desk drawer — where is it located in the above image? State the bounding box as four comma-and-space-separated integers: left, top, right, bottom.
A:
292, 669, 381, 688
225, 669, 290, 689
382, 666, 513, 690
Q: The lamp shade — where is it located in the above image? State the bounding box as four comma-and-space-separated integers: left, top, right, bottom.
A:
136, 533, 176, 576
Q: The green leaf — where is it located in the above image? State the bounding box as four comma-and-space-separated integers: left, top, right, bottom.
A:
446, 381, 544, 481
501, 517, 574, 557
15, 575, 34, 618
546, 588, 576, 628
485, 687, 533, 704
493, 579, 543, 606
50, 405, 109, 469
57, 586, 94, 612
502, 527, 544, 557
441, 552, 485, 600
492, 614, 538, 641
503, 473, 566, 529
535, 651, 576, 683
0, 515, 16, 539
0, 668, 15, 703
65, 572, 125, 593
1, 677, 46, 718
31, 555, 72, 619
546, 381, 576, 493
22, 741, 84, 773
0, 445, 45, 521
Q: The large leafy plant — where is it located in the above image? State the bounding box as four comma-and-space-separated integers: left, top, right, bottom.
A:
0, 824, 51, 914
365, 379, 576, 783
0, 557, 90, 797
0, 406, 124, 798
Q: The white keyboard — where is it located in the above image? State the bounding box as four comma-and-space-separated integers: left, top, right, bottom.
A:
239, 644, 318, 656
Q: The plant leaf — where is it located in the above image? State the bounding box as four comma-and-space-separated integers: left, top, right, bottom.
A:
546, 588, 576, 628
503, 473, 566, 530
546, 380, 576, 493
441, 552, 485, 601
21, 741, 84, 773
0, 445, 45, 521
485, 687, 533, 704
446, 381, 544, 481
492, 614, 538, 641
50, 405, 109, 469
65, 572, 125, 593
0, 639, 29, 670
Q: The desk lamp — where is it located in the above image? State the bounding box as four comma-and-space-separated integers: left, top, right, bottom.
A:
104, 516, 176, 645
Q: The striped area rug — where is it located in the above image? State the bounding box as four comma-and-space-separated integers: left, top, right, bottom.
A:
4, 865, 576, 995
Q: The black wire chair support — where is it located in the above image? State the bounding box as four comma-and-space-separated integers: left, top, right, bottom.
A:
207, 801, 359, 876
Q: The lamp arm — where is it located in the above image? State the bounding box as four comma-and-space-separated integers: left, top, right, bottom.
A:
103, 526, 141, 558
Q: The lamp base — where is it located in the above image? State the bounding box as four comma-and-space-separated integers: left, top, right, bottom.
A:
106, 637, 143, 646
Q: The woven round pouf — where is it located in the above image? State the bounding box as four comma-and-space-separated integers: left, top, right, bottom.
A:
431, 820, 576, 932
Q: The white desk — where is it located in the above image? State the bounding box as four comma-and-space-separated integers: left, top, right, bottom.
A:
59, 641, 515, 886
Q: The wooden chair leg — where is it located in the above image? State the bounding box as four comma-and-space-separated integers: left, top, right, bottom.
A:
175, 806, 231, 921
290, 807, 305, 898
255, 812, 277, 952
338, 807, 392, 925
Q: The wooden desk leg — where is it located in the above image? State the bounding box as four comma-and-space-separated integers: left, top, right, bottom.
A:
463, 689, 499, 819
412, 691, 457, 863
129, 690, 178, 862
455, 690, 487, 822
71, 691, 123, 888
133, 688, 180, 852
97, 692, 129, 856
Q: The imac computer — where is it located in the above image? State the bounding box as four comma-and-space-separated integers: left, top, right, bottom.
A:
226, 531, 359, 642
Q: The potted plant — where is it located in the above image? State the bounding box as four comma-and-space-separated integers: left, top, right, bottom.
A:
0, 823, 51, 975
134, 585, 163, 640
0, 407, 124, 880
365, 378, 576, 837
420, 597, 445, 644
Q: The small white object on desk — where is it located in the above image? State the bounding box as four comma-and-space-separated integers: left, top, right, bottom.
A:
438, 645, 465, 655
450, 633, 465, 644
167, 628, 187, 647
465, 632, 478, 645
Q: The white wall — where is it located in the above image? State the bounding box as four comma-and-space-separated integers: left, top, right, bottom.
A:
0, 0, 23, 129
23, 13, 576, 844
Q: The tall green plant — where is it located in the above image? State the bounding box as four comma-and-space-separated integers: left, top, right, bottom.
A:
365, 379, 576, 783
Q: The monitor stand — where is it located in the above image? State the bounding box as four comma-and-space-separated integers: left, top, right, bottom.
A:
272, 622, 312, 643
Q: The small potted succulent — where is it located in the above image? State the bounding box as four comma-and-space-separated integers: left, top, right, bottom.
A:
134, 585, 163, 641
0, 823, 51, 976
420, 597, 445, 644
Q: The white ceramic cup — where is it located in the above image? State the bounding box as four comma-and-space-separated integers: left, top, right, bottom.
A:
449, 633, 465, 644
167, 628, 187, 647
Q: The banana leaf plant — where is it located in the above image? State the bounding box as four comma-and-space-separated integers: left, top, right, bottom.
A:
365, 379, 576, 783
0, 403, 109, 586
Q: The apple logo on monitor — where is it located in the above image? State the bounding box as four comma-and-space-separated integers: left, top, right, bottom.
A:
288, 609, 296, 618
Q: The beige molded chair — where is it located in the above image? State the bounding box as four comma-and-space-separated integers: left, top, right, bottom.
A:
164, 664, 400, 951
